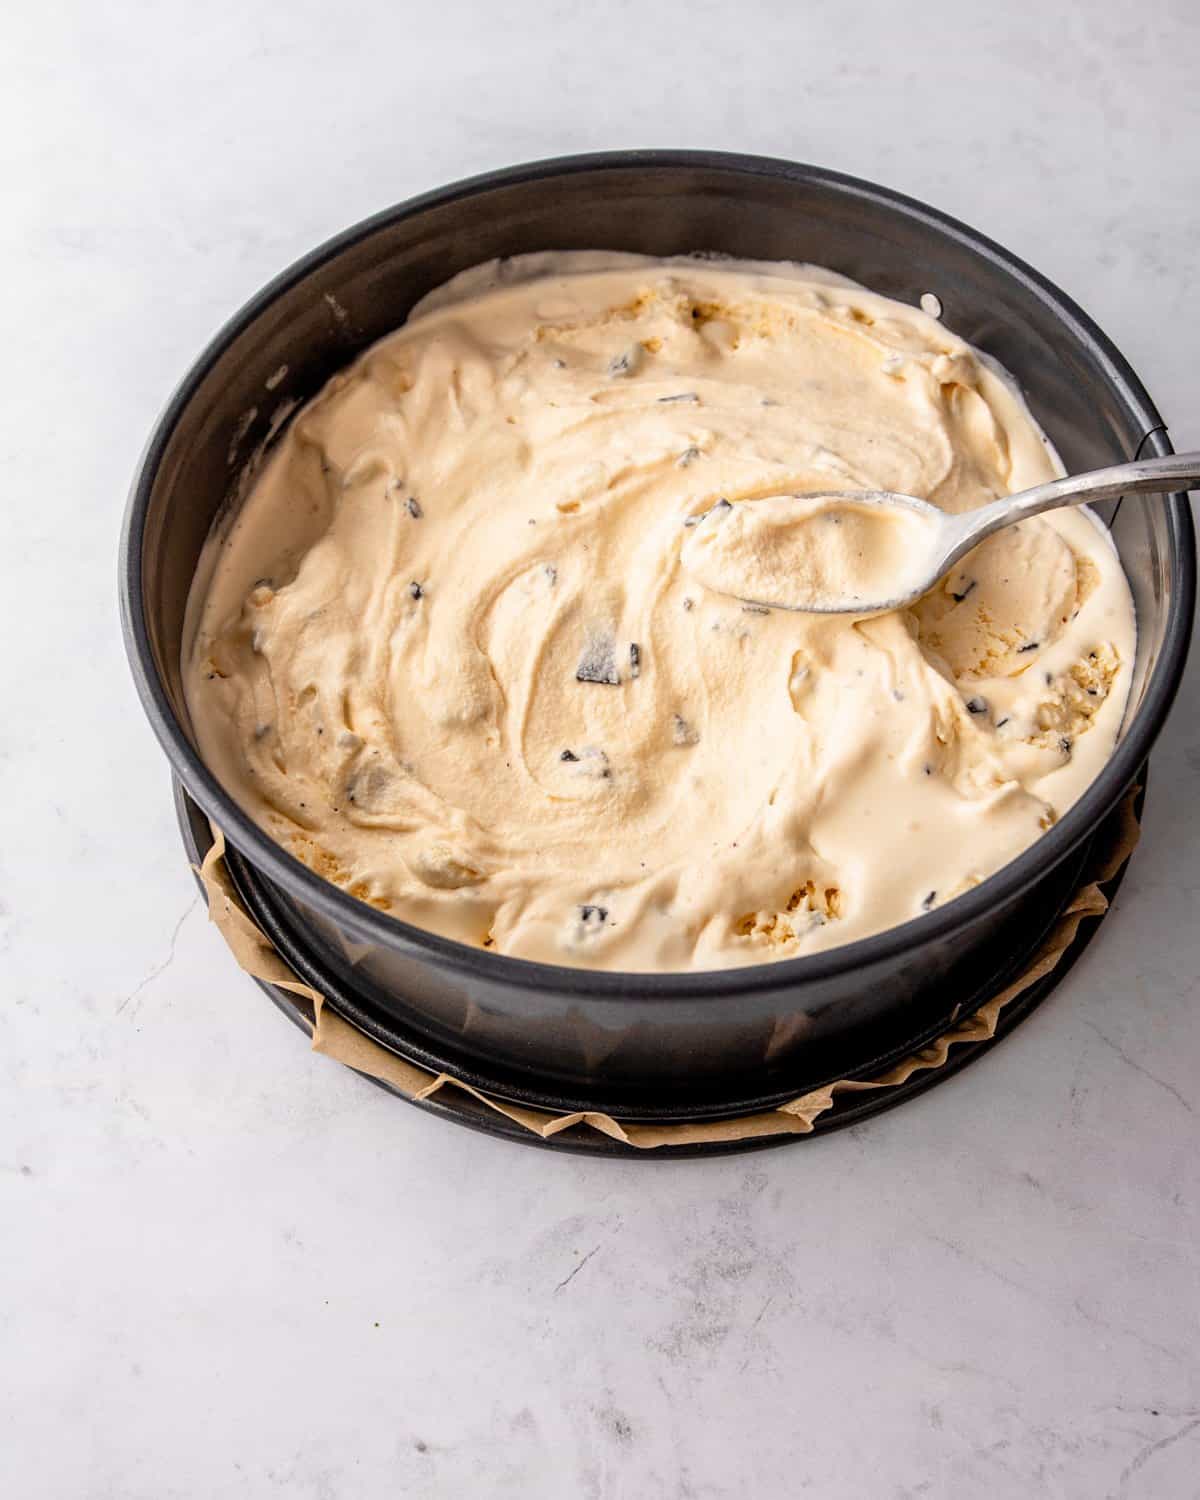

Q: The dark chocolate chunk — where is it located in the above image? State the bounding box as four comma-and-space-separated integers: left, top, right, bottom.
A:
923, 763, 933, 775
408, 581, 424, 600
406, 496, 423, 519
629, 643, 641, 679
685, 497, 732, 529
672, 714, 700, 747
921, 891, 937, 911
950, 579, 977, 603
607, 347, 641, 378
1017, 641, 1039, 653
560, 749, 579, 763
1059, 736, 1073, 755
573, 746, 611, 779
579, 904, 609, 924
575, 631, 621, 686
965, 696, 988, 715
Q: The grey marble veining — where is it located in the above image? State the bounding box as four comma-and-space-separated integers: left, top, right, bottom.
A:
3, 1, 1198, 1495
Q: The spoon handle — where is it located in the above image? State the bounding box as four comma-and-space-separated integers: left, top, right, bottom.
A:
954, 450, 1200, 556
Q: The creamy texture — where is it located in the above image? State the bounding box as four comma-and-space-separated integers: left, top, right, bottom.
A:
681, 491, 939, 611
184, 255, 1135, 971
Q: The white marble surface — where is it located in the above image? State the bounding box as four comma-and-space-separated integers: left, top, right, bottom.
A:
4, 2, 1200, 1494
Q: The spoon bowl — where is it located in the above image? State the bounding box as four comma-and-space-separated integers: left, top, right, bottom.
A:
682, 452, 1200, 615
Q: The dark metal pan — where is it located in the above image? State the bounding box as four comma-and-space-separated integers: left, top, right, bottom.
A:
121, 152, 1194, 1108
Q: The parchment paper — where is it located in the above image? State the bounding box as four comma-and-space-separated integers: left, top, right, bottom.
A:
196, 788, 1140, 1148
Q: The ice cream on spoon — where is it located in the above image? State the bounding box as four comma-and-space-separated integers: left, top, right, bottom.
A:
681, 453, 1200, 615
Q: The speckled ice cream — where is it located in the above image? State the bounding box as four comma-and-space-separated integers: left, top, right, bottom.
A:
183, 255, 1135, 971
679, 491, 940, 612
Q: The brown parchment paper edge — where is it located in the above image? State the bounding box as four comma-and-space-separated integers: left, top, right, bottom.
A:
194, 787, 1141, 1149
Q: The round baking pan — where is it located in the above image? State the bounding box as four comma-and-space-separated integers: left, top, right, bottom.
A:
174, 777, 1144, 1154
122, 152, 1194, 1105
174, 779, 1100, 1119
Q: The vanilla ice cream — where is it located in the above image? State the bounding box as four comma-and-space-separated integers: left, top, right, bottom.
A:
680, 491, 940, 611
183, 254, 1135, 971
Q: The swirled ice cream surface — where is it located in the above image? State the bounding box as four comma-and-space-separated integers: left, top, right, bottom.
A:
184, 254, 1134, 971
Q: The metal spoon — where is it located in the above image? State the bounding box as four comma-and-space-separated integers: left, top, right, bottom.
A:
683, 452, 1200, 615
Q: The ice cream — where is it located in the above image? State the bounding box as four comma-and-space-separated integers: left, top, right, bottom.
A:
680, 491, 940, 611
183, 254, 1135, 971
